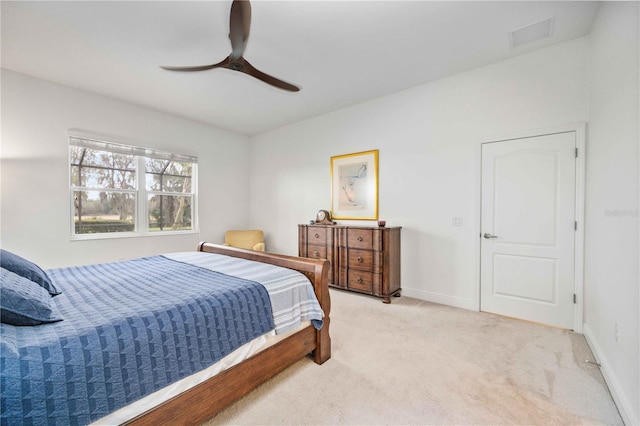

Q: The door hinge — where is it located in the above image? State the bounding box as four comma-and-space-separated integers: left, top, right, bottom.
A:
575, 147, 578, 158
573, 294, 577, 304
575, 221, 578, 231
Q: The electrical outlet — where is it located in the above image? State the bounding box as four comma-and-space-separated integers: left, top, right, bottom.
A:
614, 321, 620, 343
452, 216, 463, 227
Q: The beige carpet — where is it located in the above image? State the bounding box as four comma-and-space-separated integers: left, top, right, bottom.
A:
203, 289, 622, 425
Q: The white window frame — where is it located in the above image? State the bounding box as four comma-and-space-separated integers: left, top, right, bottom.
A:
68, 130, 198, 240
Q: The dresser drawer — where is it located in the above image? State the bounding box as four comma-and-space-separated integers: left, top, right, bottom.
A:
347, 248, 382, 273
340, 228, 382, 251
307, 227, 328, 245
347, 248, 373, 270
340, 269, 383, 294
345, 269, 373, 293
347, 228, 372, 249
307, 244, 327, 260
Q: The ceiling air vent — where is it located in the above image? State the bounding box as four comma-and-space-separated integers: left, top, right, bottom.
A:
509, 16, 554, 48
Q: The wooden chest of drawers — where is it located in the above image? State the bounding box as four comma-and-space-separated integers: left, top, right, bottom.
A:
298, 224, 401, 303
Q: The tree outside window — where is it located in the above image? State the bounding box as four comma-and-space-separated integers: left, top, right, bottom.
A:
146, 159, 193, 232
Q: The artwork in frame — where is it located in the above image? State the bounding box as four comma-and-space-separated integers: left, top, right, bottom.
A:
330, 150, 378, 220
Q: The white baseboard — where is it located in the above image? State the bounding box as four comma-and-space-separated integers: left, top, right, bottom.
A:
583, 324, 639, 426
401, 287, 476, 311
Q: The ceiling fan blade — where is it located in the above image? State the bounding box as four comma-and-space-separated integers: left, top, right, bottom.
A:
160, 57, 230, 72
161, 0, 300, 92
232, 57, 300, 92
229, 0, 251, 59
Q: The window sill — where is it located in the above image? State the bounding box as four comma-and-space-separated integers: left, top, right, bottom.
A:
70, 229, 199, 241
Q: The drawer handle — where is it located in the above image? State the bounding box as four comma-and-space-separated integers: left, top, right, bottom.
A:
356, 256, 363, 263
314, 233, 320, 238
313, 251, 319, 257
356, 236, 363, 242
356, 276, 363, 283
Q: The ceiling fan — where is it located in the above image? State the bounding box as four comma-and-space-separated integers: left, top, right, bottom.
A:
160, 0, 300, 92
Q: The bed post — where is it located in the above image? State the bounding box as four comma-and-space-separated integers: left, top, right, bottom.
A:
312, 259, 331, 364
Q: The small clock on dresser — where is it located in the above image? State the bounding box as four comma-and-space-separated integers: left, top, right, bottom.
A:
315, 209, 334, 224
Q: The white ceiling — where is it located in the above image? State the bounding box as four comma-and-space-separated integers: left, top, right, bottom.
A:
1, 1, 599, 136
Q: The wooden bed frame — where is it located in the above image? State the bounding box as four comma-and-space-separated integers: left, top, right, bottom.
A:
125, 242, 331, 425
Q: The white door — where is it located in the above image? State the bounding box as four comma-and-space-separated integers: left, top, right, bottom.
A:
480, 132, 576, 329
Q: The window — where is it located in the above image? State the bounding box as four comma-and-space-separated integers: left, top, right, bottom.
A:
69, 132, 197, 239
145, 158, 194, 232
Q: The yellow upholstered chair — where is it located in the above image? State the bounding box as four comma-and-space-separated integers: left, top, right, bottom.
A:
223, 229, 265, 251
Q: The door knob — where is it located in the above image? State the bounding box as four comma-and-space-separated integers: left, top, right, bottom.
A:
483, 233, 499, 239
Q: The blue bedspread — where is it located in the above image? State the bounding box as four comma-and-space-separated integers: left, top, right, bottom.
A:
1, 255, 275, 425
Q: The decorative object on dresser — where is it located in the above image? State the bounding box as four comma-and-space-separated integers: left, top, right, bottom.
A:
330, 150, 379, 220
299, 224, 401, 303
314, 209, 335, 225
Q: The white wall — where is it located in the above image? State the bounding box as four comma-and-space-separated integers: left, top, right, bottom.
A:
250, 37, 590, 311
1, 69, 251, 268
584, 2, 639, 424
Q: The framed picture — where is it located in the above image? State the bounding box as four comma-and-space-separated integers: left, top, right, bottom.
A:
331, 150, 378, 220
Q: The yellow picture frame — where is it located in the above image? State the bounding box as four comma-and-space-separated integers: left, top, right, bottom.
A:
330, 149, 379, 220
